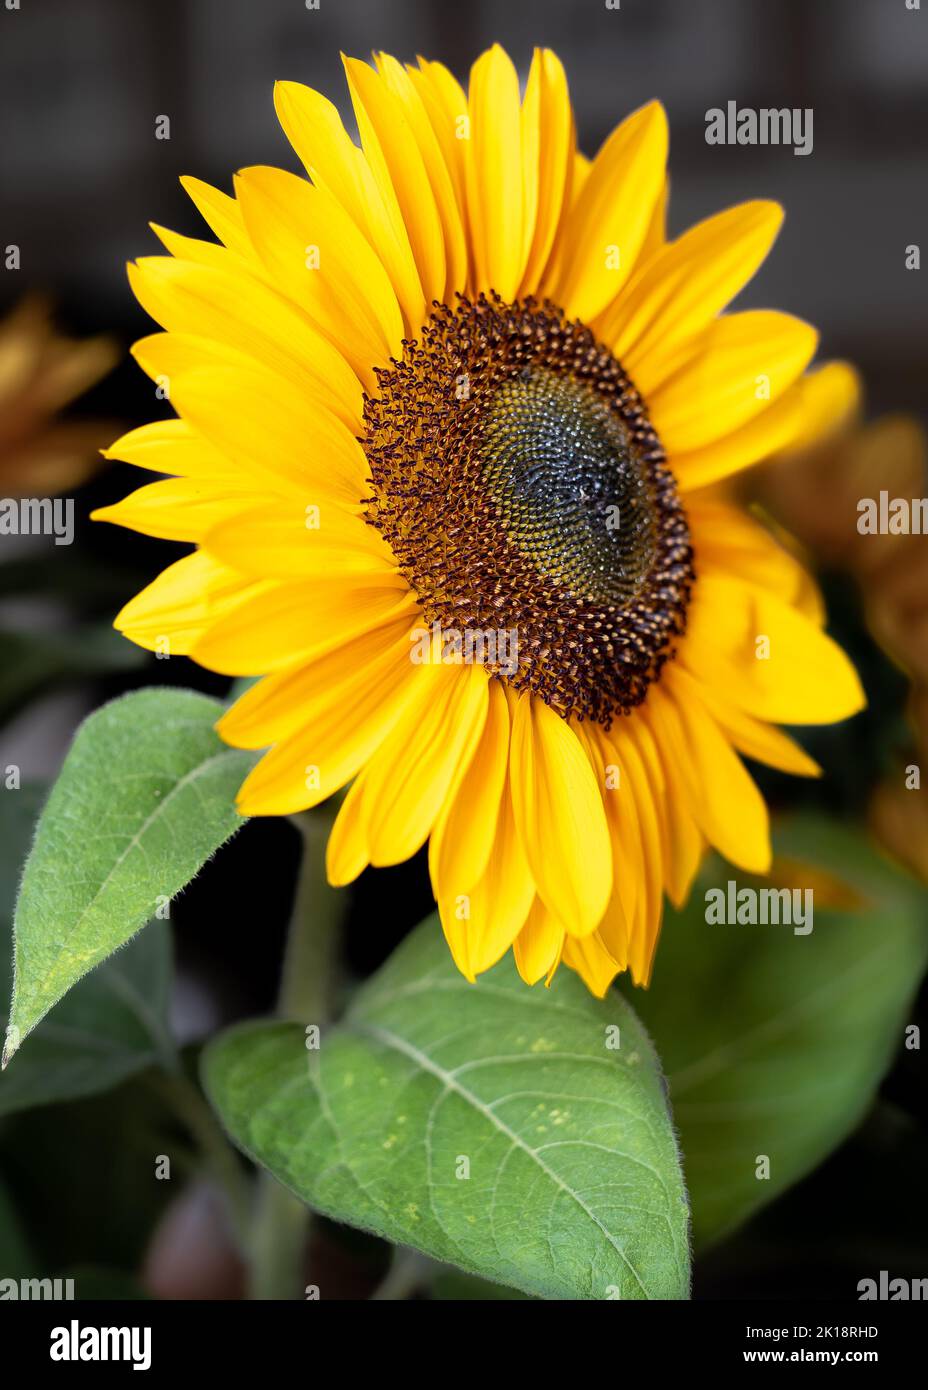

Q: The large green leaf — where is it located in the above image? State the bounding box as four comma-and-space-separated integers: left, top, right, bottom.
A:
632, 817, 928, 1250
203, 918, 690, 1300
430, 1269, 530, 1300
0, 925, 172, 1119
3, 688, 252, 1065
0, 784, 174, 1115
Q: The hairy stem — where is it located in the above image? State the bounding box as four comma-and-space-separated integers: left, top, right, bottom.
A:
277, 811, 342, 1024
248, 806, 345, 1299
369, 1250, 432, 1301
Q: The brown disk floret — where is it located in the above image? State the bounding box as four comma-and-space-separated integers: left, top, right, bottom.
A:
361, 293, 694, 726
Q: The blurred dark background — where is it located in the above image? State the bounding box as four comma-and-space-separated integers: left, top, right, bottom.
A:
3, 0, 926, 405
0, 0, 926, 1300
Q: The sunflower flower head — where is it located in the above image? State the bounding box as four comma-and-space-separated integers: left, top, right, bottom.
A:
94, 45, 865, 994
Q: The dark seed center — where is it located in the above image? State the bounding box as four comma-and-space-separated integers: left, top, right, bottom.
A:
361, 293, 694, 726
483, 366, 657, 609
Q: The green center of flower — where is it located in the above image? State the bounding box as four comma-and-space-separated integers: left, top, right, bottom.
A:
482, 366, 657, 610
361, 293, 693, 725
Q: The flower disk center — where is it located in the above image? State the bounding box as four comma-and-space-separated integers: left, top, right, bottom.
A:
362, 294, 694, 725
483, 366, 657, 609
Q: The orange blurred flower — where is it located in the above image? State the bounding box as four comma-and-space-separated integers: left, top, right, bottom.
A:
755, 365, 928, 879
0, 297, 117, 497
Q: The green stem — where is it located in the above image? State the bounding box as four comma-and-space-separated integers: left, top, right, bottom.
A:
248, 806, 345, 1300
369, 1250, 431, 1301
277, 811, 342, 1024
249, 1178, 313, 1302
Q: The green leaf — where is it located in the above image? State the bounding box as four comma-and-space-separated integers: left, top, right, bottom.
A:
430, 1269, 531, 1300
0, 625, 146, 726
0, 918, 173, 1118
632, 817, 928, 1250
0, 926, 172, 1118
4, 688, 253, 1065
203, 918, 690, 1300
0, 784, 175, 1116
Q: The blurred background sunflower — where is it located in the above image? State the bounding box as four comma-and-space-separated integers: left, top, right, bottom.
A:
756, 385, 928, 883
0, 297, 115, 499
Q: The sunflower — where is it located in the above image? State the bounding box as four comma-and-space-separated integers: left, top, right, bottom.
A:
755, 380, 928, 884
94, 45, 864, 994
0, 296, 116, 497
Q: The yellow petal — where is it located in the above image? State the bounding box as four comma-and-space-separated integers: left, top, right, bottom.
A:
781, 360, 862, 454
648, 310, 818, 452
203, 500, 394, 582
168, 362, 369, 504
273, 79, 377, 226
374, 52, 468, 302
441, 774, 536, 981
600, 200, 783, 369
519, 49, 574, 295
572, 721, 632, 968
636, 703, 704, 908
561, 932, 622, 997
648, 681, 771, 874
127, 255, 362, 428
465, 44, 525, 300
359, 661, 489, 866
219, 615, 416, 749
149, 223, 237, 272
638, 177, 668, 263
510, 693, 612, 936
682, 574, 866, 725
513, 899, 565, 985
623, 713, 678, 915
689, 495, 824, 622
429, 678, 510, 899
671, 383, 803, 490
192, 579, 415, 676
113, 550, 260, 655
673, 666, 821, 778
553, 101, 668, 322
234, 165, 403, 381
274, 78, 425, 333
179, 175, 253, 259
92, 476, 255, 542
406, 59, 470, 241
344, 55, 445, 315
102, 418, 228, 479
132, 331, 268, 403
610, 719, 664, 986
227, 620, 421, 812
326, 774, 371, 887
